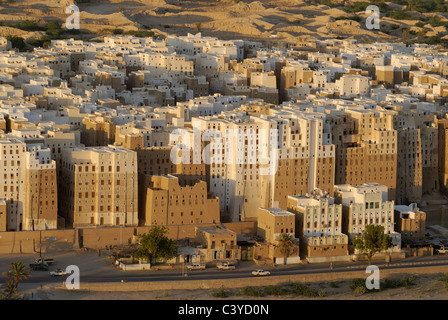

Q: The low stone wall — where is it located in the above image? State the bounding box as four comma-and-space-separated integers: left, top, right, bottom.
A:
62, 264, 448, 292
119, 262, 152, 271
275, 257, 301, 265
307, 255, 352, 264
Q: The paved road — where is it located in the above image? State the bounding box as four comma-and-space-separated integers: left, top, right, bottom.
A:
2, 251, 447, 286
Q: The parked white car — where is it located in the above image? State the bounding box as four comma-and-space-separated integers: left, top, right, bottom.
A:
437, 246, 448, 254
217, 262, 236, 270
251, 269, 270, 276
186, 263, 206, 270
50, 269, 66, 277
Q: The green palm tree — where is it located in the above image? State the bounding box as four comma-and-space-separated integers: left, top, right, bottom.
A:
276, 233, 298, 265
4, 278, 15, 295
3, 261, 31, 293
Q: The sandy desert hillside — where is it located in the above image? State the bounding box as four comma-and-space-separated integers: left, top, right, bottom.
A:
0, 0, 448, 46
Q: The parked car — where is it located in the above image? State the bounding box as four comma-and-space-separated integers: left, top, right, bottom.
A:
50, 269, 66, 277
35, 258, 55, 265
437, 246, 448, 254
217, 262, 236, 270
29, 263, 49, 271
251, 269, 270, 276
186, 263, 206, 270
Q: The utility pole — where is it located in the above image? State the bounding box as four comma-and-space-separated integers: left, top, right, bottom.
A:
330, 247, 334, 270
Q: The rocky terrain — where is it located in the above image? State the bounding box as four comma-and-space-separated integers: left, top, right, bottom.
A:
1, 0, 448, 46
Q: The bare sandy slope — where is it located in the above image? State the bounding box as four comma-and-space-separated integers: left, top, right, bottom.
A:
0, 0, 436, 43
0, 27, 45, 40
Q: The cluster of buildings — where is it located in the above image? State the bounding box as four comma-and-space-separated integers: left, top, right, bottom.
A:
0, 32, 447, 263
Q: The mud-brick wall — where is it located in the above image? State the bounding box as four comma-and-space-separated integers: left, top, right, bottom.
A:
0, 222, 258, 253
80, 222, 257, 250
0, 230, 78, 254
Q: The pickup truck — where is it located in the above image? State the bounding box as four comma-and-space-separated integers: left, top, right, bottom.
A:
29, 263, 49, 271
186, 263, 206, 270
50, 269, 66, 277
217, 262, 236, 270
35, 258, 54, 265
437, 246, 448, 254
251, 269, 270, 276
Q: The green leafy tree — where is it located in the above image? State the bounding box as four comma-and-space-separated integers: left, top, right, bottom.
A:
425, 35, 444, 45
353, 225, 393, 265
134, 226, 178, 264
16, 20, 40, 32
2, 261, 31, 293
276, 233, 298, 265
6, 36, 26, 51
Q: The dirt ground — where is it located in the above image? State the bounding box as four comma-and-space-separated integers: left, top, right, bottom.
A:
0, 0, 432, 43
20, 272, 448, 300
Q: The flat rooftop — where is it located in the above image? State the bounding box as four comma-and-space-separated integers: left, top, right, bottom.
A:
260, 207, 294, 216
196, 225, 235, 235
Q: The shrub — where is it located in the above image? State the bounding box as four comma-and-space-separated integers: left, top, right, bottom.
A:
425, 36, 444, 45
125, 30, 157, 38
425, 16, 448, 27
319, 0, 341, 7
414, 0, 447, 13
438, 273, 448, 283
45, 20, 61, 31
415, 21, 425, 27
388, 11, 419, 20
240, 286, 265, 297
264, 285, 289, 296
354, 286, 367, 295
212, 289, 231, 298
381, 276, 416, 289
290, 283, 322, 297
16, 20, 41, 32
349, 278, 366, 291
329, 281, 340, 288
345, 1, 370, 13
401, 276, 416, 288
418, 29, 429, 37
335, 16, 362, 22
